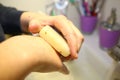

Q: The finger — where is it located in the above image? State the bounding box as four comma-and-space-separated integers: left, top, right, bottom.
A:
68, 21, 84, 52
65, 34, 78, 59
29, 19, 52, 33
52, 16, 78, 59
29, 19, 42, 33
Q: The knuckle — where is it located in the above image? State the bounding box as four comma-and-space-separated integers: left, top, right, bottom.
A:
57, 15, 67, 20
80, 35, 84, 42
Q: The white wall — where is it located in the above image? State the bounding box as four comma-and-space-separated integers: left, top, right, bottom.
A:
0, 0, 80, 29
1, 0, 120, 22
1, 0, 120, 23
102, 0, 120, 23
0, 0, 51, 12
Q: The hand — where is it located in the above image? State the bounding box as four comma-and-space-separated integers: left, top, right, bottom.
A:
0, 35, 69, 80
20, 12, 84, 60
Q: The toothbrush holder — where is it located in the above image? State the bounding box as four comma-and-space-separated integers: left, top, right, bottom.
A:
80, 16, 98, 34
99, 22, 120, 49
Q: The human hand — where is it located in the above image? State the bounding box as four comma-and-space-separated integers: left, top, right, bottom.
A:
20, 12, 84, 60
0, 35, 69, 80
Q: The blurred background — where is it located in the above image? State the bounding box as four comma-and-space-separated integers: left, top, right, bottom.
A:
0, 0, 120, 80
0, 0, 120, 22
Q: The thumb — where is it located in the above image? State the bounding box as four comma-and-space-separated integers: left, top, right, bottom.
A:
28, 20, 42, 33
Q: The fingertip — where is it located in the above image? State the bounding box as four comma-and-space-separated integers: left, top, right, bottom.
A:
29, 23, 40, 33
71, 53, 78, 59
69, 47, 78, 59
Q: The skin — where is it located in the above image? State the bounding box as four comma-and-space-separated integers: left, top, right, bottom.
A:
0, 12, 84, 80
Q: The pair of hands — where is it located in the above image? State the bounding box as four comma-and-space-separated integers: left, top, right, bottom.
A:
0, 12, 84, 80
21, 12, 84, 59
21, 11, 84, 71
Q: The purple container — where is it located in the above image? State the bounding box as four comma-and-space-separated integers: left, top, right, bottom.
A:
99, 23, 120, 49
80, 16, 98, 33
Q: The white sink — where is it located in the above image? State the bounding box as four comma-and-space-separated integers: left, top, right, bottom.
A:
25, 44, 99, 80
25, 38, 116, 80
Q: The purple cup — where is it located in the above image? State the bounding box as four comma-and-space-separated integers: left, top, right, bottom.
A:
80, 16, 98, 33
99, 25, 120, 49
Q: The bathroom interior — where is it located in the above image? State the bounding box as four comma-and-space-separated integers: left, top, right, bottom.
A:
0, 0, 120, 80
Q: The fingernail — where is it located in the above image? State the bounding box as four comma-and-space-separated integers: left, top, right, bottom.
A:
59, 64, 69, 74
